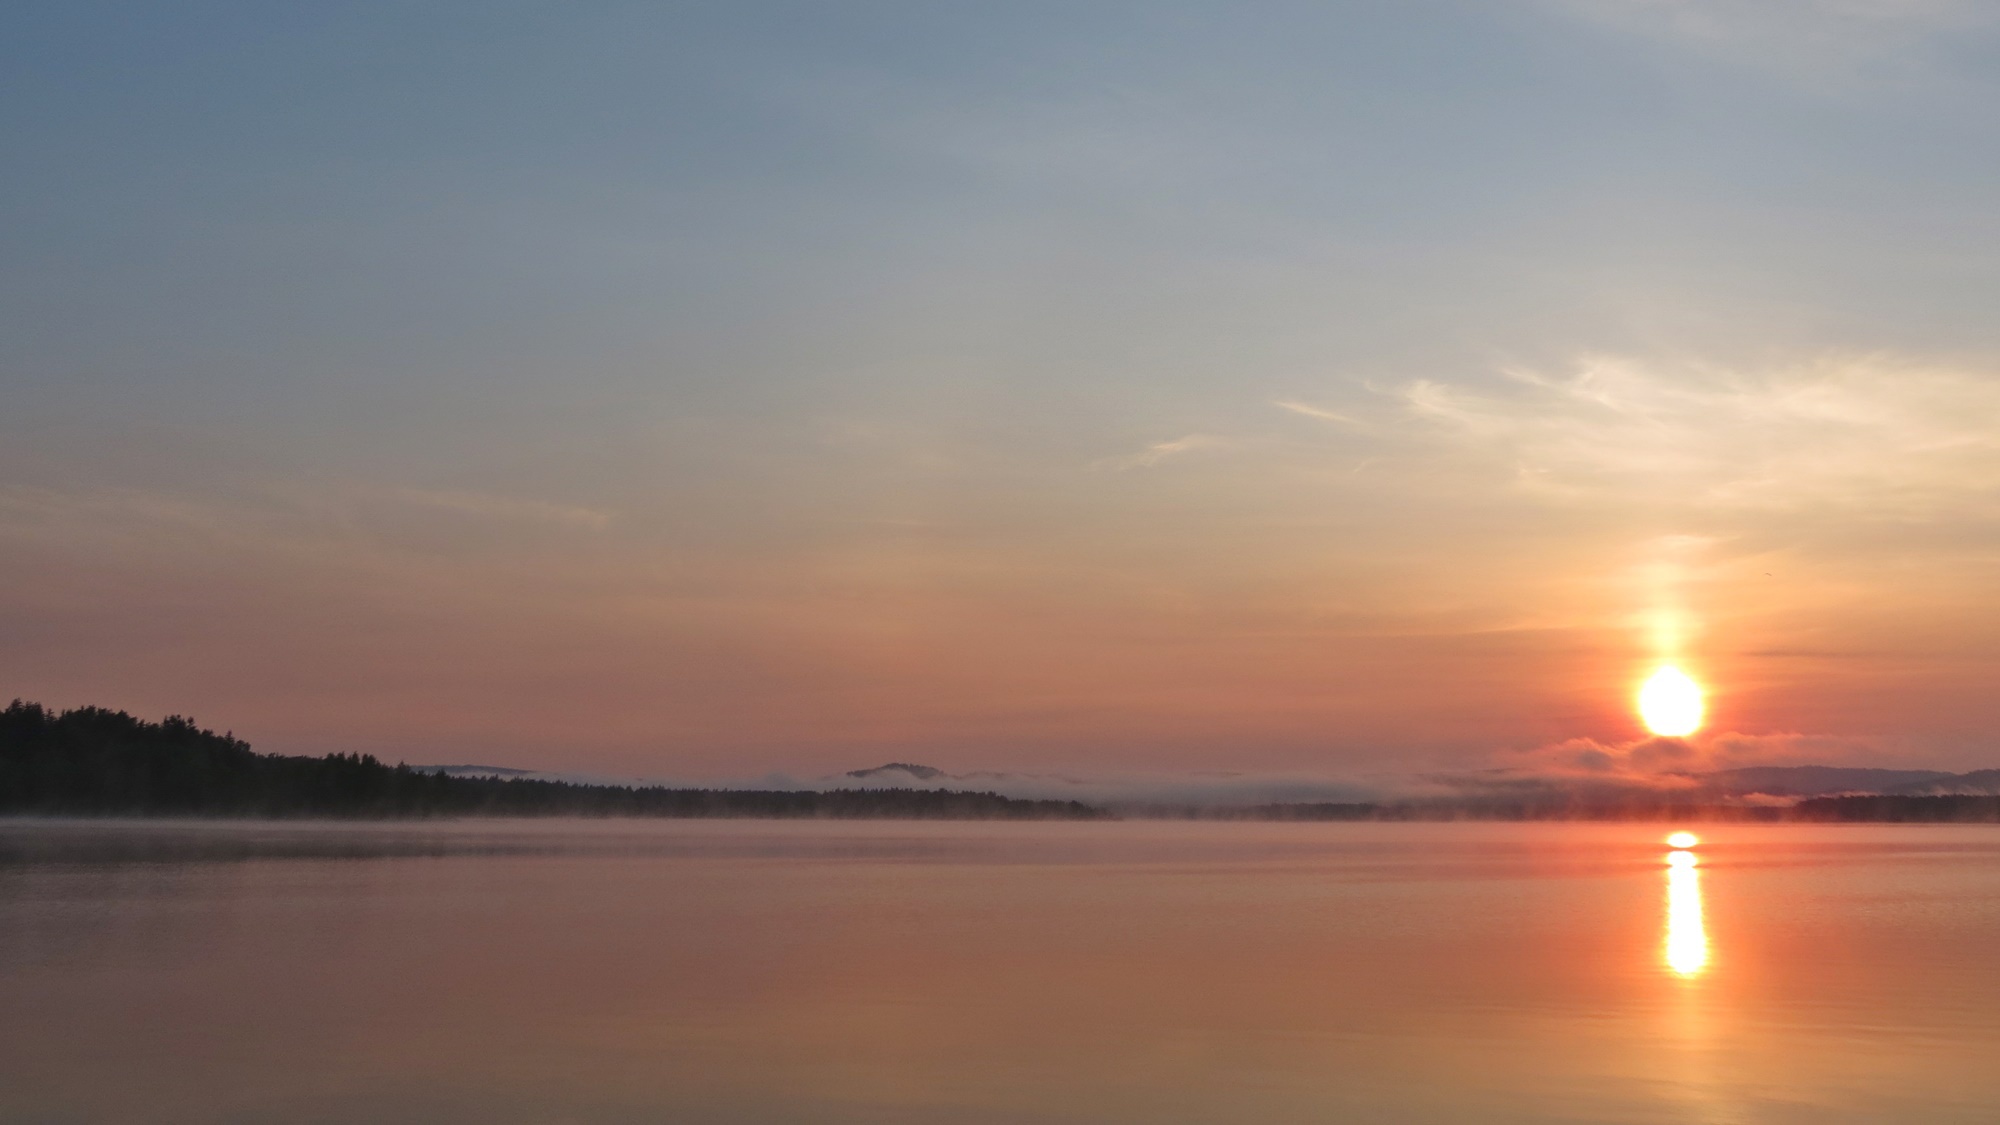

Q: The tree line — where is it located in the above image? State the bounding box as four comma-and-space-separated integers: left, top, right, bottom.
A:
8, 700, 1993, 823
0, 701, 1110, 820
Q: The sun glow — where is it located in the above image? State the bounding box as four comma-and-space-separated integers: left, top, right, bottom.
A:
1666, 831, 1699, 849
1638, 666, 1705, 737
1664, 849, 1709, 976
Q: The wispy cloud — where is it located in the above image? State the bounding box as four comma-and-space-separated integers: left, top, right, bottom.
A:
1089, 434, 1226, 471
1391, 353, 2000, 519
1549, 0, 1991, 80
1273, 400, 1361, 426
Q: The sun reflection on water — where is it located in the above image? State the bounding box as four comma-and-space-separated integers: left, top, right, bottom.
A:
1664, 848, 1708, 977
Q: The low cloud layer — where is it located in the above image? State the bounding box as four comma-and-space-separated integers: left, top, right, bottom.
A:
440, 729, 2000, 809
1480, 730, 1863, 785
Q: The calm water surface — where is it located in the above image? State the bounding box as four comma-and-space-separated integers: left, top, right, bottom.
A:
4, 819, 2000, 1124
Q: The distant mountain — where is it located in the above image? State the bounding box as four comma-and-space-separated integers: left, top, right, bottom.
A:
1697, 766, 2000, 799
1947, 769, 2000, 794
846, 762, 948, 781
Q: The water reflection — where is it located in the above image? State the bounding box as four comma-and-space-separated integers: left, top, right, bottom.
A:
1664, 847, 1708, 977
14, 823, 2000, 1122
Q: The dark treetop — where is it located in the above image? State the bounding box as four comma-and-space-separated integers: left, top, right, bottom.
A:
0, 702, 1109, 820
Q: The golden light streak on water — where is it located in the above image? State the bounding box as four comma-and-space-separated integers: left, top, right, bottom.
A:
1665, 849, 1709, 977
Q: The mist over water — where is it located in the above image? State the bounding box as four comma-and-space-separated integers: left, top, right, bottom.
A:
6, 819, 2000, 1124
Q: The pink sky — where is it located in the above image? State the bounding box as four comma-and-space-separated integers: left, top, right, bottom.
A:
5, 3, 2000, 779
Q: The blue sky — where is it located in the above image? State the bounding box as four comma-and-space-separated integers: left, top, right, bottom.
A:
6, 1, 2000, 776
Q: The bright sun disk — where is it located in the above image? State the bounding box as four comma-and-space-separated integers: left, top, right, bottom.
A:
1638, 666, 1704, 737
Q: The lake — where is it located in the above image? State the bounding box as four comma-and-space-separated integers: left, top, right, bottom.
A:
4, 819, 2000, 1123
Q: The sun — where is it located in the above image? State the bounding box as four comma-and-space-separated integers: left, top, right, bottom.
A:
1638, 666, 1704, 737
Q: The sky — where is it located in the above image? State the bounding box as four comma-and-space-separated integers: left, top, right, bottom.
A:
5, 0, 2000, 781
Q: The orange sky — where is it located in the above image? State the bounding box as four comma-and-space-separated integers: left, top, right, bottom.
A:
5, 3, 2000, 779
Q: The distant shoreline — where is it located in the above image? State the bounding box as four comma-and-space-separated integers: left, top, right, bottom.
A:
10, 701, 2000, 824
1130, 797, 2000, 824
0, 702, 1107, 821
9, 798, 2000, 825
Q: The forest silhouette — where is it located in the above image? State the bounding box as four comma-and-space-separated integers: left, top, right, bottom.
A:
7, 700, 1999, 822
0, 701, 1108, 820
